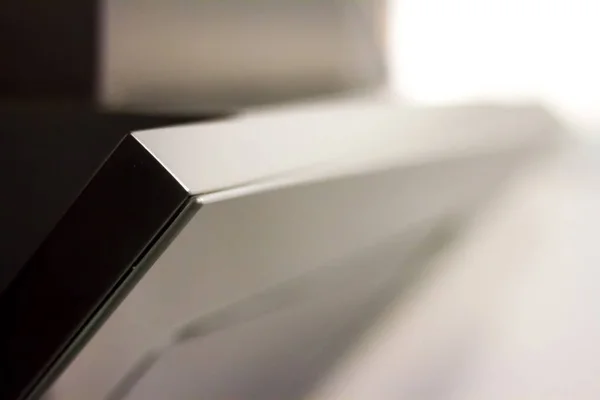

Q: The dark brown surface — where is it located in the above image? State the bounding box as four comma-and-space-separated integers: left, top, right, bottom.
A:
0, 0, 97, 102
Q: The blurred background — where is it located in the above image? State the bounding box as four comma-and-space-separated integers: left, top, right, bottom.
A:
390, 0, 600, 134
0, 0, 386, 110
3, 0, 600, 132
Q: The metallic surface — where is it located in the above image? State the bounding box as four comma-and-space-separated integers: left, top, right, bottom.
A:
49, 150, 525, 399
133, 99, 558, 197
47, 100, 559, 399
307, 144, 600, 400
0, 135, 190, 400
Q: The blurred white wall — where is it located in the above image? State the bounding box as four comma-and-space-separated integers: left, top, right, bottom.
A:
388, 0, 600, 132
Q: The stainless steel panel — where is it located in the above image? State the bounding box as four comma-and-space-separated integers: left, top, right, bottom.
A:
48, 149, 521, 399
46, 100, 559, 399
133, 101, 558, 196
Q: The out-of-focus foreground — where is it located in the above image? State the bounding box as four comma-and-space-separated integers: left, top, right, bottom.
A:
310, 142, 600, 400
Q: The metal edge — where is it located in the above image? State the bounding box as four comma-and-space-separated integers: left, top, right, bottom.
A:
0, 135, 189, 400
35, 199, 201, 400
